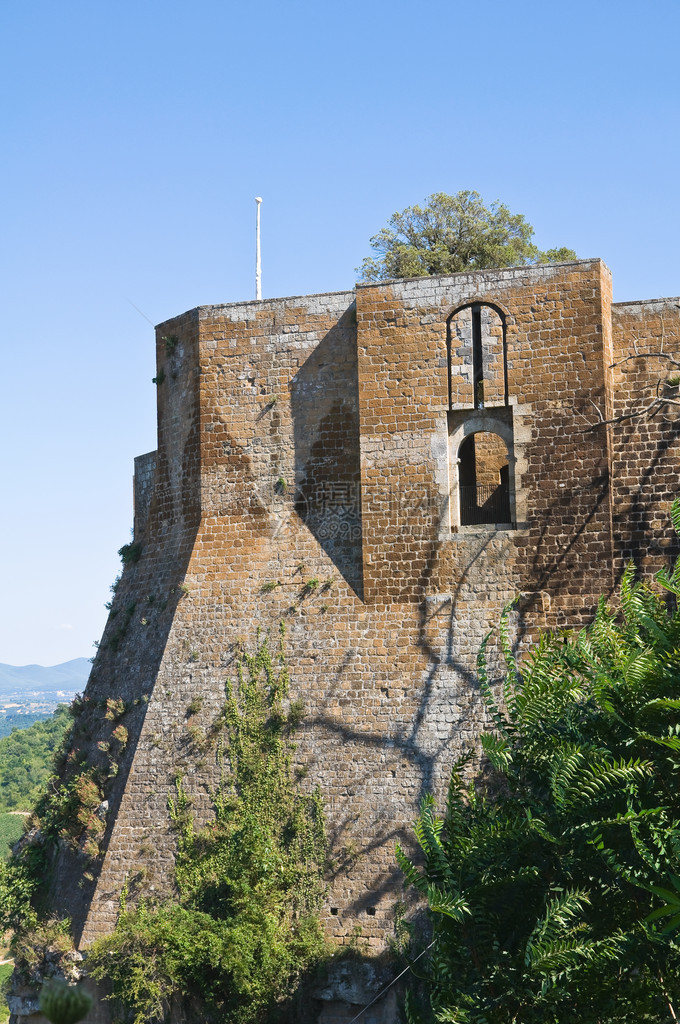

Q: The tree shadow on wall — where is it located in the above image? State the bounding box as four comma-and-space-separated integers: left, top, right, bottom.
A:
302, 538, 500, 925
611, 419, 680, 572
290, 305, 364, 599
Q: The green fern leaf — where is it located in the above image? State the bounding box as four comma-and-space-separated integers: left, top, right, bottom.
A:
480, 732, 513, 771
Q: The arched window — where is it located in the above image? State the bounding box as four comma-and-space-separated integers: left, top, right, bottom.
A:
457, 430, 511, 526
441, 300, 518, 535
447, 301, 508, 409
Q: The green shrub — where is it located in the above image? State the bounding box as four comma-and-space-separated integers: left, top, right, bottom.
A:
88, 629, 327, 1024
12, 918, 73, 981
399, 501, 680, 1024
118, 541, 142, 566
0, 850, 40, 933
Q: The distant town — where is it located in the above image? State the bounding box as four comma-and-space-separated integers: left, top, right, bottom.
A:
0, 658, 90, 736
0, 692, 77, 732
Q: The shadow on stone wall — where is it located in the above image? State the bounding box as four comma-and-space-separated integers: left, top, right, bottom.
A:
298, 953, 404, 1024
612, 421, 680, 573
303, 539, 493, 924
290, 306, 363, 599
301, 492, 622, 928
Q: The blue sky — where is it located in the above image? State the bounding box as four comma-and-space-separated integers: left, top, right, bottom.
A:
1, 0, 679, 666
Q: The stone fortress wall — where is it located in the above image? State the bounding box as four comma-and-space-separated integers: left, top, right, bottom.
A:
49, 261, 680, 967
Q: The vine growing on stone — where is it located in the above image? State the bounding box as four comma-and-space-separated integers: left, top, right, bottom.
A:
87, 627, 328, 1024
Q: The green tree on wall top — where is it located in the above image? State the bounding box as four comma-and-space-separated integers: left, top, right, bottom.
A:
358, 190, 576, 282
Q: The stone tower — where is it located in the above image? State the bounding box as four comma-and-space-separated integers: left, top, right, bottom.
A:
31, 260, 680, 1020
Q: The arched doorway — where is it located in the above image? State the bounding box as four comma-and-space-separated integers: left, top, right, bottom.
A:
457, 430, 511, 526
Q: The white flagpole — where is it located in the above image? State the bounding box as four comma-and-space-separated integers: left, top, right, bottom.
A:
255, 197, 262, 300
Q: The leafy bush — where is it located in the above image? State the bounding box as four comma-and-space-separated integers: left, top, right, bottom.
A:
88, 629, 327, 1024
12, 918, 74, 982
399, 503, 680, 1023
0, 846, 40, 933
118, 541, 142, 566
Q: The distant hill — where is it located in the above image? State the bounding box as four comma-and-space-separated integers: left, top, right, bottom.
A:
0, 658, 91, 696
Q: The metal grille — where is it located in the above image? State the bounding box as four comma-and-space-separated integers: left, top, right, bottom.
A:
460, 483, 511, 526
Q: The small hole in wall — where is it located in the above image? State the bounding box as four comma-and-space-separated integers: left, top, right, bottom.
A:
330, 907, 339, 916
366, 907, 377, 917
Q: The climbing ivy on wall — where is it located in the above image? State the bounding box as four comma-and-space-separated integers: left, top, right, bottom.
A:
87, 628, 328, 1024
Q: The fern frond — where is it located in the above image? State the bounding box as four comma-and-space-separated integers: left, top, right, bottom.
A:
563, 758, 651, 809
445, 760, 471, 837
567, 806, 663, 836
637, 696, 680, 719
525, 887, 591, 958
396, 843, 428, 895
620, 562, 642, 626
635, 609, 675, 648
575, 629, 603, 672
433, 1008, 470, 1024
525, 808, 557, 843
624, 649, 656, 687
427, 885, 470, 922
656, 499, 680, 595
413, 797, 455, 887
528, 931, 625, 980
499, 598, 521, 718
477, 632, 510, 739
480, 732, 513, 772
549, 745, 586, 809
635, 728, 680, 753
629, 814, 679, 876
